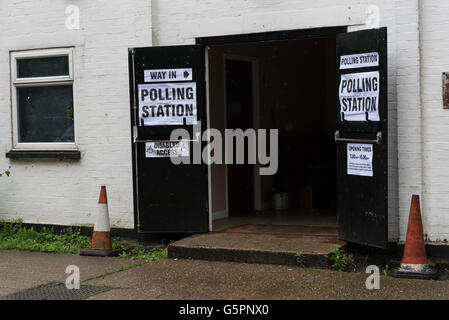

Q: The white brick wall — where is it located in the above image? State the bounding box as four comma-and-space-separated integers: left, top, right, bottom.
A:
420, 0, 449, 242
0, 0, 151, 228
4, 0, 449, 243
394, 0, 423, 242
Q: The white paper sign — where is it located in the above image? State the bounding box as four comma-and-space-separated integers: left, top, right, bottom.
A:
347, 143, 373, 177
138, 82, 197, 126
340, 52, 379, 69
339, 71, 380, 122
145, 141, 189, 158
144, 68, 193, 82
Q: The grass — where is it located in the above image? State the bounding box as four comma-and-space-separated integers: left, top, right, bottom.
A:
0, 218, 168, 264
119, 247, 168, 262
0, 219, 91, 254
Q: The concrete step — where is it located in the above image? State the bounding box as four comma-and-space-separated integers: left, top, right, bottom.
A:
168, 229, 346, 268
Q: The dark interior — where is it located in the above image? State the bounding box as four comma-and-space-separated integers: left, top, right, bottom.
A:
211, 36, 337, 216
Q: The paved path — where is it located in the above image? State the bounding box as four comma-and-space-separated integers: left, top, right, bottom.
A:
0, 250, 140, 297
86, 259, 449, 300
1, 250, 448, 300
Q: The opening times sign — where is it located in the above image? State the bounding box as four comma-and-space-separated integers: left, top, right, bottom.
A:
347, 143, 373, 177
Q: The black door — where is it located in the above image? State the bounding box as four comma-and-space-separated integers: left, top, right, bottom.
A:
336, 28, 388, 247
128, 45, 209, 233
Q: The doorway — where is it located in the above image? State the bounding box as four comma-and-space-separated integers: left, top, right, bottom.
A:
129, 26, 388, 248
206, 35, 338, 233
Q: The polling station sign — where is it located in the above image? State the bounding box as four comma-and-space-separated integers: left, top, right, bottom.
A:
347, 143, 373, 177
340, 52, 379, 69
339, 71, 380, 122
145, 141, 189, 158
138, 82, 197, 126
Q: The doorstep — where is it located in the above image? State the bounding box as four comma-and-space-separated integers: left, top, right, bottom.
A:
168, 224, 346, 267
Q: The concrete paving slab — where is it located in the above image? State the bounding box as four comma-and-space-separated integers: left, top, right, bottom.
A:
85, 259, 449, 300
0, 250, 141, 297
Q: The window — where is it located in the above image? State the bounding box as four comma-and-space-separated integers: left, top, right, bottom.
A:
10, 48, 76, 150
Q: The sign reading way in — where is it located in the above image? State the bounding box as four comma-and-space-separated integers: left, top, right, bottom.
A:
144, 68, 193, 82
347, 143, 373, 177
138, 82, 197, 126
145, 141, 189, 158
339, 71, 380, 122
340, 52, 379, 69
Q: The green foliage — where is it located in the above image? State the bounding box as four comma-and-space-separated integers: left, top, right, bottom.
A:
119, 247, 168, 262
328, 245, 355, 272
383, 265, 389, 276
111, 239, 124, 251
0, 166, 11, 177
295, 251, 306, 267
0, 219, 91, 253
0, 219, 167, 262
66, 106, 74, 118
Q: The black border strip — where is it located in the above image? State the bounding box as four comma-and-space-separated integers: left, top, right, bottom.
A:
195, 26, 347, 45
6, 150, 81, 159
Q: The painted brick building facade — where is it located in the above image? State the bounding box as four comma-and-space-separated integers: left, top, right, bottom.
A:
1, 0, 449, 245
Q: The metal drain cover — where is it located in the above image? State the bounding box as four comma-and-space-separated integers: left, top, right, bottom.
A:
1, 283, 110, 300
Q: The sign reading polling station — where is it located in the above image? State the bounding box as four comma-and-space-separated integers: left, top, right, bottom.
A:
144, 68, 193, 82
340, 52, 379, 69
138, 82, 197, 126
145, 141, 189, 158
339, 71, 380, 122
347, 143, 373, 177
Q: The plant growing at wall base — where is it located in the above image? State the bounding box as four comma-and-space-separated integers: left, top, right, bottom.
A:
383, 265, 389, 276
0, 219, 90, 253
295, 251, 306, 267
0, 219, 122, 254
328, 245, 355, 272
119, 247, 168, 262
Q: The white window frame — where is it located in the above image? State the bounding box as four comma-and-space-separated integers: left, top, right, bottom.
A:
10, 48, 77, 151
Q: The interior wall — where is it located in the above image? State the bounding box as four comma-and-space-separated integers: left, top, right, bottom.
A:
208, 48, 227, 218
208, 43, 273, 218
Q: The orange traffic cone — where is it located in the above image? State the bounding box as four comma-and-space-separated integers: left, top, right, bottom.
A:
391, 195, 438, 279
80, 186, 119, 256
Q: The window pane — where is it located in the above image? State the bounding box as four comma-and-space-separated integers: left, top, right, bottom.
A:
17, 85, 74, 143
17, 56, 69, 78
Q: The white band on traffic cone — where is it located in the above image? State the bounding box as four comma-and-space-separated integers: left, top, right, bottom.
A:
94, 203, 110, 232
399, 263, 429, 273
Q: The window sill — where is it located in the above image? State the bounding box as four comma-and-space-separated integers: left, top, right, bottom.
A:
5, 150, 81, 160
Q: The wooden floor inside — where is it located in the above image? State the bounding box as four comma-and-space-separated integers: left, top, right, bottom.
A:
213, 209, 338, 237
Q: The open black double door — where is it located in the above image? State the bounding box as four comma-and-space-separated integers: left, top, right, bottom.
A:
129, 27, 388, 248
